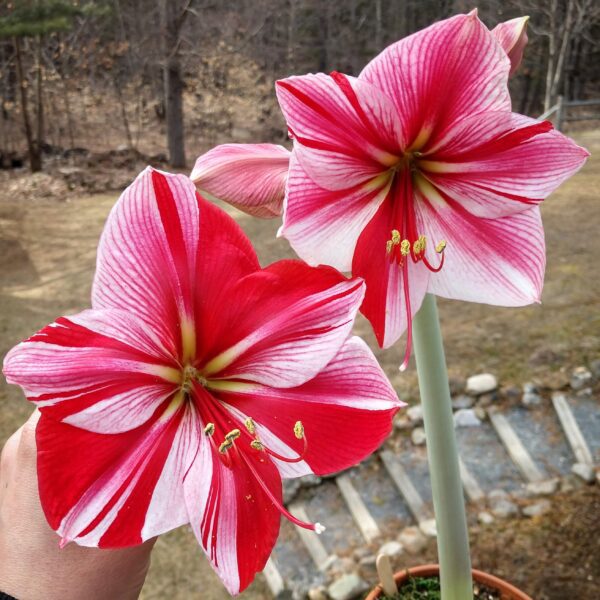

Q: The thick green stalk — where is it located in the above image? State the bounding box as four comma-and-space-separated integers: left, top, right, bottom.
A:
412, 294, 472, 600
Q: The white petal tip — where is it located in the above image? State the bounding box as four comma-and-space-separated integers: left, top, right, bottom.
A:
59, 537, 72, 549
314, 523, 326, 535
468, 8, 478, 18
399, 363, 408, 373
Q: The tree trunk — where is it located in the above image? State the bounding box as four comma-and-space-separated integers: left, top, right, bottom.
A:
14, 37, 41, 172
36, 34, 44, 154
161, 0, 186, 168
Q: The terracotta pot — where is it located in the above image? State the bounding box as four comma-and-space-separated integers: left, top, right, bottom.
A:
365, 564, 533, 600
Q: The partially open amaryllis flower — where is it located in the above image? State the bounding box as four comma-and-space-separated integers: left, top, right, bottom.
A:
191, 143, 290, 218
275, 12, 588, 368
3, 168, 402, 594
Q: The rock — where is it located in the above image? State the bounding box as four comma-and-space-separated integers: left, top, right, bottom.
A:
398, 526, 428, 553
528, 347, 563, 367
503, 385, 522, 400
488, 490, 518, 518
394, 415, 412, 431
406, 404, 424, 424
478, 511, 494, 525
523, 499, 551, 518
452, 394, 474, 410
378, 540, 403, 558
308, 587, 328, 600
328, 557, 356, 577
353, 547, 371, 561
453, 408, 482, 427
327, 573, 369, 600
419, 518, 437, 538
575, 387, 593, 399
466, 373, 498, 396
358, 555, 377, 568
560, 473, 585, 492
411, 427, 427, 446
572, 462, 595, 483
570, 366, 593, 391
476, 391, 498, 407
491, 499, 519, 518
526, 478, 559, 496
522, 391, 542, 407
590, 359, 600, 379
473, 406, 487, 421
300, 474, 322, 488
448, 376, 465, 396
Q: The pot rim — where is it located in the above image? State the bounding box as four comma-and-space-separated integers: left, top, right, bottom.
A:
365, 563, 533, 600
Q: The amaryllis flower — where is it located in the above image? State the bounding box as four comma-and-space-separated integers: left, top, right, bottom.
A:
3, 168, 401, 594
191, 143, 290, 217
491, 16, 529, 75
275, 12, 588, 367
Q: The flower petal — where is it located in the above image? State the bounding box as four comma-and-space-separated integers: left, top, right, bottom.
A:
36, 398, 198, 548
419, 112, 589, 218
352, 196, 429, 348
183, 431, 281, 595
415, 191, 546, 305
3, 309, 179, 433
276, 72, 404, 189
280, 152, 389, 272
204, 261, 365, 388
218, 336, 402, 478
360, 13, 511, 148
491, 16, 529, 76
93, 168, 260, 364
190, 143, 291, 218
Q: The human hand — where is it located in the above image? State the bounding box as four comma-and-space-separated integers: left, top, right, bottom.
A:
0, 411, 156, 600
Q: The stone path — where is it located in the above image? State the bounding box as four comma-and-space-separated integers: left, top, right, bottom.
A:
261, 372, 600, 599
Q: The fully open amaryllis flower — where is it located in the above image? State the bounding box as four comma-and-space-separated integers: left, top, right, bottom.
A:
275, 12, 589, 367
3, 168, 402, 594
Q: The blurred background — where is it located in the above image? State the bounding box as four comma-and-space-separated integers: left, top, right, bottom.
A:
0, 1, 599, 599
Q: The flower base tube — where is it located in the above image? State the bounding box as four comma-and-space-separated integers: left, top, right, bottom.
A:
413, 294, 472, 600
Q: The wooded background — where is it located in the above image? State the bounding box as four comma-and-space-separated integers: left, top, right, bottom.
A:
1, 0, 599, 172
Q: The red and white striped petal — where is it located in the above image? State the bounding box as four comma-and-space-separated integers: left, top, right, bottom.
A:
190, 143, 290, 218
415, 193, 546, 306
280, 152, 389, 272
352, 200, 430, 348
419, 112, 589, 218
93, 168, 201, 360
491, 16, 529, 76
184, 433, 281, 595
203, 260, 365, 388
2, 309, 179, 433
36, 398, 198, 548
360, 13, 511, 148
219, 336, 402, 477
276, 73, 403, 189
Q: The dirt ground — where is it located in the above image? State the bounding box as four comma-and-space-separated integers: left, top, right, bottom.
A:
0, 129, 599, 599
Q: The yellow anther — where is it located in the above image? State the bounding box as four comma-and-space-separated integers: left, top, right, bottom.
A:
294, 421, 304, 440
386, 240, 393, 254
400, 239, 411, 256
219, 439, 233, 453
413, 234, 427, 254
204, 423, 215, 436
225, 429, 241, 441
245, 418, 256, 435
436, 240, 447, 253
391, 229, 401, 244
250, 440, 264, 451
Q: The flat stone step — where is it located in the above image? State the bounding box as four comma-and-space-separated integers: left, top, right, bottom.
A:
336, 474, 381, 543
564, 394, 600, 464
345, 456, 413, 530
488, 410, 545, 483
288, 503, 337, 572
380, 450, 432, 526
262, 557, 286, 597
455, 420, 524, 493
552, 393, 594, 466
458, 457, 485, 502
504, 405, 574, 476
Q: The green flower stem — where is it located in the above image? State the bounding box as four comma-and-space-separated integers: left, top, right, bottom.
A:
412, 294, 472, 600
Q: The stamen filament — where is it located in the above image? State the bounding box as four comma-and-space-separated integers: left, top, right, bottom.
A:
400, 260, 413, 373
244, 457, 325, 534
